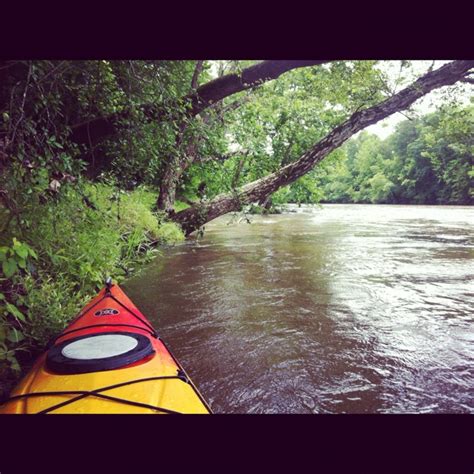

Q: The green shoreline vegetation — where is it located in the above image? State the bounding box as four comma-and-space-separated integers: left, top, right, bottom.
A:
0, 183, 183, 397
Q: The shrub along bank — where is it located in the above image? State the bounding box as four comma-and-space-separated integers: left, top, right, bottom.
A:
0, 183, 184, 398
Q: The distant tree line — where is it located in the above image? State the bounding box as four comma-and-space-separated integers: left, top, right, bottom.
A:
310, 105, 473, 205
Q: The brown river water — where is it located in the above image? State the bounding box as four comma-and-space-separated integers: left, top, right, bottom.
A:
123, 204, 474, 413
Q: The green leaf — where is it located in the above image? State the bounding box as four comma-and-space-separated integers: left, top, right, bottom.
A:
0, 246, 9, 261
14, 243, 29, 259
28, 248, 38, 260
2, 258, 18, 278
6, 354, 21, 372
7, 328, 25, 343
5, 303, 26, 322
17, 258, 27, 269
0, 292, 5, 300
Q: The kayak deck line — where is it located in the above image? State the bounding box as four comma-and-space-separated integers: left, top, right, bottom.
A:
0, 280, 212, 414
2, 375, 188, 414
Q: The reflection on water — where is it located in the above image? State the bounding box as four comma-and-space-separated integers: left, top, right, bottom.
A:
124, 204, 474, 413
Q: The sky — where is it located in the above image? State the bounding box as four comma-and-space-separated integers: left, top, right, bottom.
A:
359, 60, 472, 138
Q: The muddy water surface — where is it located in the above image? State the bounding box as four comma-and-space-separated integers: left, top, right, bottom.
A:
124, 204, 474, 413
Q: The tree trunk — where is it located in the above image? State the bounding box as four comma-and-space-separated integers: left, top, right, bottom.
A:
156, 160, 179, 212
172, 60, 474, 236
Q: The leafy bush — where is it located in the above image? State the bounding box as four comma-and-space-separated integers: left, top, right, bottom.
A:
0, 183, 184, 396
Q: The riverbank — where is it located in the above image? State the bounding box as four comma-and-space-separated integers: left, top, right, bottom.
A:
0, 183, 184, 399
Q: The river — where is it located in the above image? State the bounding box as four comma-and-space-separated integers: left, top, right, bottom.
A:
123, 204, 474, 413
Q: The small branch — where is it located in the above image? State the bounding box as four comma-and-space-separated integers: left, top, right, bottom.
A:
191, 60, 204, 90
176, 194, 196, 206
195, 150, 247, 164
397, 109, 417, 121
280, 138, 295, 166
36, 61, 69, 85
10, 62, 33, 145
0, 61, 20, 72
231, 155, 247, 189
221, 95, 252, 114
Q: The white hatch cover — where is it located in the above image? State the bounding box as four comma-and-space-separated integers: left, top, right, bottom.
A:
61, 334, 139, 360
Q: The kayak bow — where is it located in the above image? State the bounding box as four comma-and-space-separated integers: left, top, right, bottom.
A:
0, 280, 211, 414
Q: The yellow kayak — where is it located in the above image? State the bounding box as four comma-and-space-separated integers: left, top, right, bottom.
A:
0, 280, 211, 414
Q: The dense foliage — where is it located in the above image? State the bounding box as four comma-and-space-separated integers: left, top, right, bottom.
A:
0, 61, 189, 393
316, 105, 473, 205
0, 60, 472, 395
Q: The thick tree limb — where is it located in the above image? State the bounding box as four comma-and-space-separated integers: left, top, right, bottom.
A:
185, 60, 329, 117
172, 60, 474, 236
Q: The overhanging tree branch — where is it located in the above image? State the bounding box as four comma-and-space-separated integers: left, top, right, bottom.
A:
185, 60, 329, 117
70, 60, 330, 147
172, 60, 474, 235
